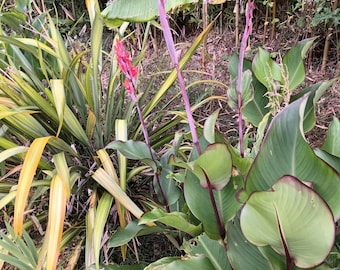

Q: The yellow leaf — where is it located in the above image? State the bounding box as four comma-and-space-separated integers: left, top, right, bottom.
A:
13, 136, 52, 236
46, 175, 68, 270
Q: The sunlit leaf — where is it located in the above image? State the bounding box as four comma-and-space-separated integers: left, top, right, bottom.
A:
139, 208, 202, 236
14, 136, 52, 236
191, 143, 232, 190
144, 255, 214, 270
45, 174, 68, 270
245, 93, 340, 219
51, 79, 66, 137
92, 168, 144, 219
282, 38, 315, 91
241, 175, 335, 268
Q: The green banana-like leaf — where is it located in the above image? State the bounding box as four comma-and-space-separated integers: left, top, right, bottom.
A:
106, 140, 158, 171
108, 220, 163, 248
203, 109, 219, 144
186, 234, 231, 270
240, 175, 335, 269
321, 117, 340, 157
191, 143, 232, 190
139, 208, 202, 236
102, 0, 197, 28
245, 91, 340, 219
282, 38, 316, 91
185, 172, 243, 239
156, 147, 181, 206
144, 255, 214, 270
227, 70, 253, 110
252, 48, 283, 91
228, 53, 269, 126
227, 215, 274, 270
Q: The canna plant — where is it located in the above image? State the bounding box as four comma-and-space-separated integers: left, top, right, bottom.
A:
104, 0, 340, 269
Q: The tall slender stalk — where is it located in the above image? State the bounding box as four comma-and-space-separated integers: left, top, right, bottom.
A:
114, 39, 169, 211
237, 0, 254, 158
158, 0, 201, 155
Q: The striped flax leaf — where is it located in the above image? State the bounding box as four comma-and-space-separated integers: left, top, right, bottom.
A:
13, 136, 52, 236
45, 174, 68, 270
93, 192, 113, 269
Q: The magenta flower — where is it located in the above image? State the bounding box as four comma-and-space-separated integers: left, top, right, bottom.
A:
114, 38, 138, 101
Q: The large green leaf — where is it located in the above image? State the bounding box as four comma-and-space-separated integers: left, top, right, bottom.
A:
191, 143, 232, 190
252, 48, 283, 91
107, 220, 163, 248
227, 70, 253, 110
240, 175, 335, 268
186, 234, 231, 270
227, 215, 273, 270
245, 92, 340, 219
102, 0, 197, 28
144, 256, 214, 270
184, 172, 242, 239
106, 140, 158, 171
321, 117, 340, 158
314, 148, 340, 174
156, 148, 181, 206
282, 38, 315, 91
228, 53, 269, 126
139, 208, 202, 236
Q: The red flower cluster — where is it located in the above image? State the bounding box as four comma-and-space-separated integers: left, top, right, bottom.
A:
114, 38, 138, 100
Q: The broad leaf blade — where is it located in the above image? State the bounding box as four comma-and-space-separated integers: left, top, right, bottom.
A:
227, 215, 273, 270
321, 117, 340, 157
102, 0, 198, 27
108, 220, 163, 248
282, 38, 315, 91
192, 143, 232, 190
139, 208, 202, 236
241, 175, 335, 268
187, 234, 231, 270
245, 94, 340, 219
252, 48, 283, 91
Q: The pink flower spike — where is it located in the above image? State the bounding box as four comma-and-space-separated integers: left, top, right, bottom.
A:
123, 79, 138, 103
114, 38, 138, 89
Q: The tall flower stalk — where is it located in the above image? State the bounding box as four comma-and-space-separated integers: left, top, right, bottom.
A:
158, 0, 201, 155
237, 0, 255, 158
157, 0, 230, 243
114, 39, 169, 210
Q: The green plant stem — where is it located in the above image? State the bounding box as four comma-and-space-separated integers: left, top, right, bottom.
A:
134, 100, 170, 212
